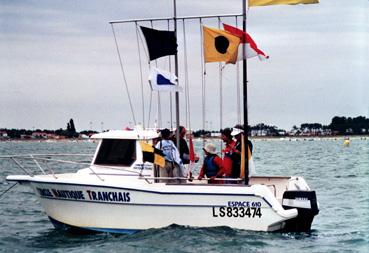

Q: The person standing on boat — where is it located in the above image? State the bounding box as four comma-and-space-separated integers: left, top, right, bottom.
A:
198, 143, 223, 184
156, 128, 184, 183
231, 125, 253, 179
220, 128, 234, 180
172, 126, 199, 165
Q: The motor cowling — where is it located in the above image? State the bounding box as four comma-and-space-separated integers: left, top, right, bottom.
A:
282, 190, 319, 232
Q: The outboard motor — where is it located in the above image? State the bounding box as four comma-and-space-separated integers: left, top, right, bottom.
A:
282, 190, 319, 232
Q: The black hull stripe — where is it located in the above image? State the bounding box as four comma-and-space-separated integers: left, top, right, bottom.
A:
39, 195, 272, 208
13, 179, 273, 207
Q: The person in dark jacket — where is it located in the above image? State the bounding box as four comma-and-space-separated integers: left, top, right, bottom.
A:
172, 126, 199, 164
231, 125, 253, 179
220, 128, 235, 178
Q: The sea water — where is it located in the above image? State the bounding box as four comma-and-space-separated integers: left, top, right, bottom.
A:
0, 138, 368, 253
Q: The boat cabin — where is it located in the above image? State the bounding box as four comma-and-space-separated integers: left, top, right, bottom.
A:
90, 130, 311, 197
91, 129, 158, 170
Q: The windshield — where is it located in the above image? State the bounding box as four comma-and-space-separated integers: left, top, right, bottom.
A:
94, 139, 136, 166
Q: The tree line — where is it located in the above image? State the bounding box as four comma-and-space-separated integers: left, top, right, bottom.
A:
1, 116, 369, 139
329, 116, 369, 135
1, 119, 97, 139
193, 116, 369, 137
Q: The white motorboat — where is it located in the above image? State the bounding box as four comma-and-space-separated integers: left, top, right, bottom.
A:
5, 0, 320, 234
6, 128, 319, 233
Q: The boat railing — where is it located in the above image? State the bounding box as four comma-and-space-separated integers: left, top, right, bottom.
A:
84, 169, 244, 184
2, 155, 254, 185
0, 154, 97, 179
136, 176, 244, 184
1, 154, 181, 182
267, 184, 277, 197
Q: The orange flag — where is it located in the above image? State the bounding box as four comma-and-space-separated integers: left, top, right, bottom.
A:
203, 26, 240, 64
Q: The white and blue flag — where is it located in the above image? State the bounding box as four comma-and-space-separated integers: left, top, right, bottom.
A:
148, 67, 182, 92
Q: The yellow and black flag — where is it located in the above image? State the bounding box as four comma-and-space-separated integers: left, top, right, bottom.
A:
140, 26, 178, 61
140, 141, 165, 168
203, 26, 240, 64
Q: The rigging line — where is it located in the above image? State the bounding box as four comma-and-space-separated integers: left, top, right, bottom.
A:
111, 24, 137, 126
168, 20, 173, 130
218, 18, 224, 153
138, 21, 161, 129
135, 22, 146, 129
182, 19, 190, 130
137, 25, 149, 61
157, 90, 162, 128
218, 17, 223, 133
236, 17, 241, 124
0, 183, 18, 199
139, 24, 153, 127
183, 20, 192, 130
147, 92, 153, 128
150, 20, 161, 128
199, 18, 206, 145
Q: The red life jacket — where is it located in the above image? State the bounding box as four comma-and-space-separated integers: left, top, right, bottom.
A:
221, 141, 235, 176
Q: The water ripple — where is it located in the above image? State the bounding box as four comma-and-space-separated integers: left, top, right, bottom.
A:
1, 140, 368, 253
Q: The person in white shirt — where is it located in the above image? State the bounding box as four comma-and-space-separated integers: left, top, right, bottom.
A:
155, 128, 185, 183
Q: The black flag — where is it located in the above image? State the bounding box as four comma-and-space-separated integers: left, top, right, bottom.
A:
140, 26, 178, 61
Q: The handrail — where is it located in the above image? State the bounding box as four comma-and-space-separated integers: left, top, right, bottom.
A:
10, 157, 34, 177
138, 176, 243, 182
1, 154, 145, 182
1, 154, 100, 180
266, 184, 277, 197
42, 160, 58, 179
30, 155, 46, 175
2, 155, 246, 184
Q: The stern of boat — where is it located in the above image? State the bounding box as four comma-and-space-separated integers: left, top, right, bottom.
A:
279, 177, 319, 232
281, 190, 319, 232
250, 176, 319, 232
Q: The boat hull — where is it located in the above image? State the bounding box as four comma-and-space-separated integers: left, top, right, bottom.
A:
18, 180, 300, 233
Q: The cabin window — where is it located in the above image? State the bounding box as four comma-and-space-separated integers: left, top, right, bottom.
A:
94, 139, 136, 166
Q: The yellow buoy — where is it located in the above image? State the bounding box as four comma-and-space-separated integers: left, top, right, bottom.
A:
343, 138, 350, 147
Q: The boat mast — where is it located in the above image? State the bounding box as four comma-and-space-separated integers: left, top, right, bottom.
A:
243, 0, 249, 185
173, 0, 180, 149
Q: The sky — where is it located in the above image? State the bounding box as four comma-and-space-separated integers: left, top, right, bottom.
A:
1, 0, 368, 131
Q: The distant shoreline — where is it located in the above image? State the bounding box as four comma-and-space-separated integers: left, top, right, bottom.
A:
250, 135, 368, 140
1, 135, 368, 142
